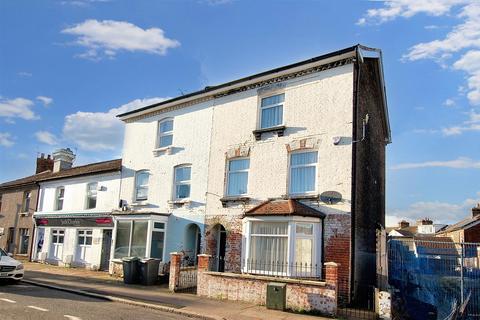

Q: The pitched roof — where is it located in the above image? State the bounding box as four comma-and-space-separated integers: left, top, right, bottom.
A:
389, 229, 415, 238
0, 171, 52, 189
37, 159, 122, 182
0, 159, 122, 189
244, 199, 326, 219
437, 214, 480, 234
414, 236, 458, 257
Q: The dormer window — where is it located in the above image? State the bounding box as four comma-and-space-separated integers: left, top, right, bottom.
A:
157, 118, 174, 148
55, 187, 65, 211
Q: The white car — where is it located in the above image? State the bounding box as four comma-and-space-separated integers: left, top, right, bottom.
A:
0, 248, 24, 282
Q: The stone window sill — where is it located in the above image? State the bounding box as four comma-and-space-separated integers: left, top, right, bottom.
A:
286, 194, 319, 200
252, 125, 286, 141
131, 201, 149, 207
220, 196, 251, 207
153, 146, 173, 156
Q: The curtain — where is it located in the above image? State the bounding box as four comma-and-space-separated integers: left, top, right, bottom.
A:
261, 93, 284, 129
227, 159, 249, 196
290, 152, 317, 194
249, 222, 288, 272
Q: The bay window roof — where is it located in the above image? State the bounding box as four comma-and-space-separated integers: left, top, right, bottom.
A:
244, 199, 326, 219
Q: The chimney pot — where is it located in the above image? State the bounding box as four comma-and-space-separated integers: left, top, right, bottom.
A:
473, 204, 480, 218
36, 152, 54, 174
399, 220, 410, 228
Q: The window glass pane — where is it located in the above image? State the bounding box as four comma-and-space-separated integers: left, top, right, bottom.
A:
154, 222, 165, 229
136, 172, 149, 186
296, 223, 313, 235
175, 167, 191, 182
251, 222, 288, 235
159, 135, 173, 147
227, 172, 248, 196
261, 94, 284, 107
295, 239, 313, 265
136, 186, 148, 200
53, 235, 58, 243
291, 166, 316, 193
261, 105, 283, 129
85, 237, 92, 246
114, 221, 131, 259
250, 235, 288, 269
229, 159, 249, 171
176, 184, 191, 199
58, 236, 64, 244
87, 183, 97, 192
87, 197, 97, 209
291, 152, 318, 166
150, 231, 164, 259
159, 120, 173, 133
86, 230, 93, 235
131, 221, 148, 257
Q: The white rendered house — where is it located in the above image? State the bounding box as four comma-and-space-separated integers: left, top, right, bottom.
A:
32, 149, 121, 270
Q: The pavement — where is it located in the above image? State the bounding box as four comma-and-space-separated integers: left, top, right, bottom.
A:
22, 262, 330, 320
0, 281, 192, 320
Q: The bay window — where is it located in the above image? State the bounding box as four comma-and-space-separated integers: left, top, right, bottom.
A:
113, 219, 166, 260
243, 218, 321, 277
289, 151, 318, 195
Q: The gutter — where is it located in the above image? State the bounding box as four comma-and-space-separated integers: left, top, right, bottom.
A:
117, 46, 359, 120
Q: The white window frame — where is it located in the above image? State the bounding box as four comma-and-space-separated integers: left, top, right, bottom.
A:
242, 216, 322, 278
259, 92, 285, 129
288, 150, 318, 196
22, 191, 31, 212
112, 216, 168, 262
156, 118, 174, 149
134, 170, 149, 201
85, 182, 98, 209
51, 229, 65, 244
174, 165, 191, 200
225, 157, 250, 197
55, 187, 65, 211
77, 229, 93, 246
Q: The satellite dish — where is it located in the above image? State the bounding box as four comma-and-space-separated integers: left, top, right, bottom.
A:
320, 191, 342, 204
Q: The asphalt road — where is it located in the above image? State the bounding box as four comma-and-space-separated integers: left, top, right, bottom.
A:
0, 281, 192, 320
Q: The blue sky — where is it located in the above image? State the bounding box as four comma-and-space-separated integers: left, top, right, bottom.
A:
1, 0, 479, 225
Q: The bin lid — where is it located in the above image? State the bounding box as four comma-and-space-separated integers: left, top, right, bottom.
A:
122, 256, 140, 262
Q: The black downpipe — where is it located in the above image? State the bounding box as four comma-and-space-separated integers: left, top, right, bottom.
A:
350, 46, 361, 304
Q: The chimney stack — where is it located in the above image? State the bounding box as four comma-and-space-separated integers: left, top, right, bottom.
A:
417, 218, 433, 226
473, 204, 480, 218
399, 220, 410, 229
52, 148, 75, 172
36, 153, 54, 174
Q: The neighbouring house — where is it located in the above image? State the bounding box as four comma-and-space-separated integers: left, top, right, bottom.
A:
436, 204, 480, 243
31, 148, 121, 271
387, 219, 447, 239
0, 154, 53, 258
116, 44, 391, 306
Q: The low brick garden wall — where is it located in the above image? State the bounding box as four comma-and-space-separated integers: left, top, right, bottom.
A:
193, 255, 339, 316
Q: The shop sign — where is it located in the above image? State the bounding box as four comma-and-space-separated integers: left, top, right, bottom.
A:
36, 217, 113, 227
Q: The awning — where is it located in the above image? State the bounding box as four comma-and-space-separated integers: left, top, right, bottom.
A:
244, 199, 326, 219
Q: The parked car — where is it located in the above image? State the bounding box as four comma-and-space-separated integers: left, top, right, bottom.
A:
0, 249, 24, 282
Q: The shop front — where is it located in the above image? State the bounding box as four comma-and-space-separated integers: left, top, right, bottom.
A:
32, 213, 114, 271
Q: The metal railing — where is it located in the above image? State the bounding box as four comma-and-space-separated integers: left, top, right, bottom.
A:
388, 238, 480, 320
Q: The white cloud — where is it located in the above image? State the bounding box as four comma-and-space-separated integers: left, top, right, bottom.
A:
453, 50, 480, 105
387, 194, 480, 225
36, 96, 53, 106
442, 110, 480, 135
443, 98, 456, 107
62, 19, 180, 60
0, 132, 14, 147
35, 131, 59, 145
357, 0, 470, 25
200, 0, 234, 5
60, 0, 110, 7
391, 156, 480, 170
0, 97, 38, 120
62, 97, 166, 151
17, 71, 32, 77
